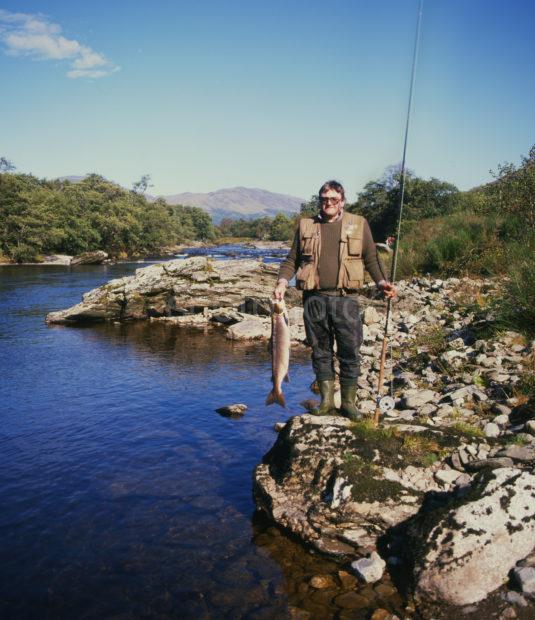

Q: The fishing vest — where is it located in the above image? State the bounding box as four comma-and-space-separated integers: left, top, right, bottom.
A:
295, 212, 365, 291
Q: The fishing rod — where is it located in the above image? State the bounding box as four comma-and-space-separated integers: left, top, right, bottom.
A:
373, 0, 424, 425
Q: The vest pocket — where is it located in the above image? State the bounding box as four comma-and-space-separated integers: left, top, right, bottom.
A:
296, 262, 314, 289
301, 234, 315, 256
347, 235, 362, 256
344, 257, 364, 288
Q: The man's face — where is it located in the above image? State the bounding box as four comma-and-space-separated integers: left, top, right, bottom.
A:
319, 189, 344, 220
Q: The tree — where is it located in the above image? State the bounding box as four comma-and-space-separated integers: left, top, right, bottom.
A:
486, 144, 535, 230
132, 174, 153, 195
0, 157, 15, 173
268, 213, 294, 241
300, 196, 319, 217
348, 167, 459, 241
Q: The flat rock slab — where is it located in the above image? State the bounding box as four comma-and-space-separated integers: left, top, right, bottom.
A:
465, 457, 514, 471
496, 445, 535, 462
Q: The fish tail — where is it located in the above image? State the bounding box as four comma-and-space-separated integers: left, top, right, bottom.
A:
265, 389, 286, 408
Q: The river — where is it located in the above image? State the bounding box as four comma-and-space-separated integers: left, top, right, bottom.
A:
0, 248, 404, 619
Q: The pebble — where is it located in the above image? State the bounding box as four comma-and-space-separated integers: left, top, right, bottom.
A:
493, 414, 510, 427
333, 591, 369, 609
337, 570, 357, 589
309, 574, 336, 589
484, 422, 500, 438
525, 421, 535, 436
370, 609, 400, 620
435, 469, 462, 485
351, 552, 386, 583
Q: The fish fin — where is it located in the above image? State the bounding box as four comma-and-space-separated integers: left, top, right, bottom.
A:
265, 389, 286, 408
284, 372, 290, 383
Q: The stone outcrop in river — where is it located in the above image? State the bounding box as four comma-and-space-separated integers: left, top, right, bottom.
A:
46, 257, 300, 325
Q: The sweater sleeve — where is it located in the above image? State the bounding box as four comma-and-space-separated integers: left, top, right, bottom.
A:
362, 219, 388, 284
277, 227, 300, 282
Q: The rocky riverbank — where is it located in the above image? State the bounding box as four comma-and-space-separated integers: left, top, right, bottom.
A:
254, 277, 535, 619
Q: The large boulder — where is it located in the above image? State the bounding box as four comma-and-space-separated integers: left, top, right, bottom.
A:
410, 467, 535, 607
253, 415, 460, 560
46, 257, 284, 324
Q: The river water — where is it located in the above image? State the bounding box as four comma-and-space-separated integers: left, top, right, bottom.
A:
0, 248, 405, 619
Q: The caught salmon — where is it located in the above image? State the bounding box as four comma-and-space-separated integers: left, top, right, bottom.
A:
265, 298, 290, 407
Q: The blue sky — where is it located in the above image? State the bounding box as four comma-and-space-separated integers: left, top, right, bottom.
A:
1, 0, 534, 201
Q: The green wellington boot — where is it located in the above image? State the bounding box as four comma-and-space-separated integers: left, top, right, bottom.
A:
311, 379, 337, 416
340, 382, 362, 421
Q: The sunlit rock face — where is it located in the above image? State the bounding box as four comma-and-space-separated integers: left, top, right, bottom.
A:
410, 467, 535, 607
45, 257, 287, 324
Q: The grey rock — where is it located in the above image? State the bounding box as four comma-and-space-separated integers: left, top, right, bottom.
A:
496, 445, 535, 462
454, 473, 472, 492
215, 403, 248, 417
451, 452, 464, 471
401, 390, 436, 409
350, 552, 386, 583
488, 371, 510, 383
458, 448, 471, 466
492, 403, 512, 415
434, 469, 462, 485
525, 421, 535, 436
494, 414, 510, 427
484, 422, 501, 438
512, 566, 535, 595
473, 390, 488, 402
70, 250, 108, 265
465, 457, 514, 472
412, 468, 535, 606
363, 306, 382, 326
505, 591, 528, 607
419, 403, 438, 416
226, 318, 270, 341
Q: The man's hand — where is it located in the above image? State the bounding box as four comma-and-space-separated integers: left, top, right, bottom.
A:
274, 278, 288, 300
378, 280, 397, 299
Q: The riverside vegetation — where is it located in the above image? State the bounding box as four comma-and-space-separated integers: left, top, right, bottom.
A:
2, 146, 534, 335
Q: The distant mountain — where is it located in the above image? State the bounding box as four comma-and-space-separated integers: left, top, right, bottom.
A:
53, 178, 305, 223
161, 186, 304, 223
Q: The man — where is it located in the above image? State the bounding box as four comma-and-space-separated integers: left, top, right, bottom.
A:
273, 180, 396, 420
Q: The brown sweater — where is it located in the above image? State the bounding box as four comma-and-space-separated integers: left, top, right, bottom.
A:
278, 216, 387, 288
